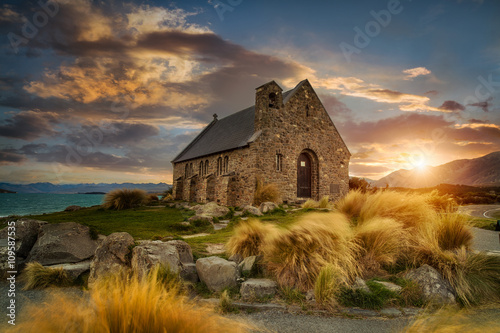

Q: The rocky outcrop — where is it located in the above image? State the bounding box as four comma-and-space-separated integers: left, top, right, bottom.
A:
0, 219, 46, 258
196, 256, 239, 292
240, 279, 277, 300
27, 222, 99, 266
405, 264, 456, 304
259, 202, 278, 214
88, 232, 135, 287
131, 241, 181, 278
241, 205, 263, 216
192, 202, 229, 217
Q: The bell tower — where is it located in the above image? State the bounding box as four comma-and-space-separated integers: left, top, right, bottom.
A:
254, 80, 283, 131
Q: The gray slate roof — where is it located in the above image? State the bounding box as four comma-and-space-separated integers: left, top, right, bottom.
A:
172, 80, 306, 163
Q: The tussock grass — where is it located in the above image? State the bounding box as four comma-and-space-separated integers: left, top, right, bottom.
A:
301, 196, 332, 209
335, 190, 368, 220
435, 213, 473, 251
314, 264, 342, 307
226, 219, 279, 257
22, 262, 72, 290
425, 189, 458, 212
263, 212, 358, 291
301, 199, 318, 209
253, 177, 281, 206
218, 290, 235, 313
102, 188, 147, 210
162, 193, 174, 202
9, 266, 253, 333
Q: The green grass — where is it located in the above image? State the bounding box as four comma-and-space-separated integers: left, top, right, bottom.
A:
27, 206, 205, 239
470, 218, 496, 231
338, 280, 399, 310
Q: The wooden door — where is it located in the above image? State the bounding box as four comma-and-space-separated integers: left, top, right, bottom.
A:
297, 153, 311, 198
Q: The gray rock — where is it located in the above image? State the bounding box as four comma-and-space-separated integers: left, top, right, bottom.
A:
228, 253, 244, 265
88, 232, 135, 287
234, 211, 244, 217
371, 281, 402, 293
352, 277, 371, 293
192, 202, 229, 218
64, 205, 82, 212
405, 264, 456, 304
180, 262, 199, 283
380, 308, 402, 317
343, 308, 379, 317
240, 278, 278, 300
241, 205, 263, 216
259, 202, 278, 213
131, 241, 181, 279
166, 240, 194, 264
196, 256, 239, 292
46, 260, 91, 280
0, 219, 46, 258
27, 222, 98, 266
238, 255, 261, 276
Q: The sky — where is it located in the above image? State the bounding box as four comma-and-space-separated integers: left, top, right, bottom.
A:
0, 0, 499, 184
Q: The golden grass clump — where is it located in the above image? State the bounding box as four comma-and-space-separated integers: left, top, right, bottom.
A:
318, 196, 331, 209
102, 188, 147, 210
353, 217, 408, 278
314, 264, 342, 308
301, 199, 318, 209
8, 266, 253, 333
425, 189, 458, 212
226, 219, 279, 257
253, 177, 281, 206
435, 213, 473, 251
162, 193, 174, 202
22, 262, 72, 290
263, 212, 358, 291
335, 189, 368, 220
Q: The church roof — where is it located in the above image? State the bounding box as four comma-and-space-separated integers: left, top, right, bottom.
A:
172, 80, 307, 163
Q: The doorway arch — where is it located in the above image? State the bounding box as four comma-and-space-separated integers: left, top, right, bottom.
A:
296, 149, 319, 200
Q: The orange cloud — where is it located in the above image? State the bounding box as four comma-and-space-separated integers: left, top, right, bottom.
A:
403, 67, 431, 80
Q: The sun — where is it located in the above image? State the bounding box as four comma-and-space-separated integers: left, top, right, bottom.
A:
412, 157, 427, 171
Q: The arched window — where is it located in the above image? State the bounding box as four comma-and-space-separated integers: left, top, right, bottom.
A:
199, 161, 204, 176
205, 160, 209, 175
269, 92, 277, 108
217, 157, 222, 176
224, 156, 229, 173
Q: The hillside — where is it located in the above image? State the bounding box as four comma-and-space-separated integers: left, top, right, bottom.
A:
374, 151, 500, 188
0, 182, 172, 194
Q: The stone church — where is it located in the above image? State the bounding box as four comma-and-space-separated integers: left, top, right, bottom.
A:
171, 79, 350, 206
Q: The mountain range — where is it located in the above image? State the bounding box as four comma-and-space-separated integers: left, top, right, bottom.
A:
0, 182, 172, 194
374, 151, 500, 188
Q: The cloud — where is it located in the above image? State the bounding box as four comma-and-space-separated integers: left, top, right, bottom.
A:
425, 90, 438, 96
0, 111, 59, 140
0, 150, 26, 165
438, 100, 465, 112
468, 97, 492, 112
403, 67, 432, 80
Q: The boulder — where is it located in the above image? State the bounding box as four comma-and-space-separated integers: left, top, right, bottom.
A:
405, 264, 456, 304
180, 262, 199, 283
196, 256, 239, 292
46, 259, 91, 280
259, 202, 278, 214
88, 232, 135, 287
238, 255, 261, 276
166, 240, 194, 264
234, 211, 244, 217
0, 219, 46, 258
64, 205, 82, 212
371, 281, 402, 293
228, 253, 244, 265
27, 222, 99, 266
131, 241, 181, 278
192, 202, 229, 218
241, 205, 263, 216
352, 277, 371, 293
188, 215, 213, 223
240, 279, 277, 300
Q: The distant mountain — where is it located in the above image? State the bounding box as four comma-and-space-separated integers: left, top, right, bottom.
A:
374, 151, 500, 188
0, 182, 172, 194
0, 188, 16, 193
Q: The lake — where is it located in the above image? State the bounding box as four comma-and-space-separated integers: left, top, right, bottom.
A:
0, 193, 105, 217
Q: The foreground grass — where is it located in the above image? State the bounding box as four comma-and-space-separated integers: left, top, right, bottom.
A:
470, 217, 497, 231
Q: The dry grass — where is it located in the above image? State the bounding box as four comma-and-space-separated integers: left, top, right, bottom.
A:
335, 190, 368, 220
425, 189, 458, 212
162, 193, 174, 202
263, 212, 358, 291
102, 188, 147, 210
226, 219, 279, 257
435, 213, 473, 251
253, 177, 281, 206
318, 196, 331, 209
314, 264, 342, 308
22, 262, 72, 290
301, 199, 318, 209
9, 266, 253, 333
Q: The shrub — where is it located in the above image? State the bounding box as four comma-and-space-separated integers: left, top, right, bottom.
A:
314, 264, 342, 307
335, 190, 368, 221
9, 266, 253, 333
226, 219, 279, 257
253, 177, 281, 206
22, 262, 72, 290
102, 188, 147, 210
435, 213, 473, 251
338, 281, 398, 310
263, 212, 358, 291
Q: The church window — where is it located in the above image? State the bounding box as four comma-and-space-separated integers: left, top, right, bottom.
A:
205, 160, 209, 175
269, 92, 277, 108
276, 153, 283, 172
185, 164, 189, 177
199, 161, 204, 176
217, 157, 222, 176
224, 156, 229, 173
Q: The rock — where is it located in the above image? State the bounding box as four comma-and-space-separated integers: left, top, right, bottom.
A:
228, 253, 244, 265
196, 256, 239, 292
180, 262, 199, 283
192, 202, 229, 218
371, 281, 402, 293
166, 240, 194, 264
0, 219, 46, 258
88, 232, 135, 287
343, 308, 379, 317
205, 243, 225, 254
241, 205, 263, 216
352, 277, 371, 293
238, 255, 261, 276
180, 221, 191, 226
64, 205, 82, 212
188, 215, 213, 223
46, 259, 91, 280
234, 211, 244, 217
131, 241, 181, 278
405, 264, 456, 304
380, 308, 402, 317
240, 278, 278, 300
27, 222, 98, 266
305, 290, 315, 301
259, 202, 278, 214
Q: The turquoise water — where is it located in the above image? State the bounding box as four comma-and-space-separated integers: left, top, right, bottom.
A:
0, 193, 105, 217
